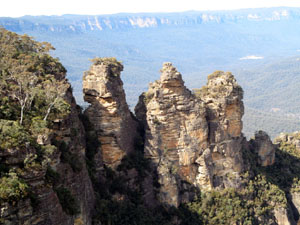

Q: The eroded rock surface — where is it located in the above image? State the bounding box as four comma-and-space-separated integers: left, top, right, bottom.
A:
83, 58, 138, 169
135, 64, 246, 206
0, 84, 95, 225
251, 130, 275, 166
135, 62, 208, 206
197, 71, 246, 189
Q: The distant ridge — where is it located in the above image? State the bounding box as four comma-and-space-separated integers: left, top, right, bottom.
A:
1, 7, 300, 33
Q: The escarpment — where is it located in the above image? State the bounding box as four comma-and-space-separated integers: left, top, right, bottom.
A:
0, 92, 95, 225
0, 65, 94, 225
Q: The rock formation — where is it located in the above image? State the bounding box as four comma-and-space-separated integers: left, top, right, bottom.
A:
135, 62, 208, 206
135, 64, 246, 206
2, 49, 300, 224
274, 131, 300, 151
197, 71, 246, 189
0, 84, 95, 225
250, 130, 275, 166
83, 58, 138, 170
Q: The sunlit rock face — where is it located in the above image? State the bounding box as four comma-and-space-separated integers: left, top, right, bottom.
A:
198, 71, 246, 189
83, 58, 138, 170
251, 130, 275, 166
135, 64, 246, 206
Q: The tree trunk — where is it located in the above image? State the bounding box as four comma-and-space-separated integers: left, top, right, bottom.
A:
43, 101, 56, 121
20, 105, 24, 125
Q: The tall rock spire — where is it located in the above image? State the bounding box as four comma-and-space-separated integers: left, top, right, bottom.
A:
196, 71, 246, 189
83, 58, 137, 169
135, 62, 209, 206
136, 65, 247, 206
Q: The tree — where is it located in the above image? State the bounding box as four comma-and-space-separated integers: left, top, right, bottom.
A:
0, 28, 68, 124
6, 57, 38, 125
42, 77, 69, 121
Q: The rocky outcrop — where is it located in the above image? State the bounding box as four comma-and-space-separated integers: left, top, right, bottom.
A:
197, 71, 246, 189
136, 63, 208, 206
251, 130, 275, 166
0, 90, 95, 225
274, 207, 293, 225
83, 58, 138, 170
50, 90, 95, 225
3, 53, 298, 224
135, 64, 246, 206
274, 132, 300, 151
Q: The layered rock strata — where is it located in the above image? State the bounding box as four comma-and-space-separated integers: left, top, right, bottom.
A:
83, 58, 138, 169
198, 71, 246, 189
0, 87, 95, 225
135, 64, 246, 206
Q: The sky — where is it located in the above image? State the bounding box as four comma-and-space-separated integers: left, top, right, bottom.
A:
1, 0, 300, 17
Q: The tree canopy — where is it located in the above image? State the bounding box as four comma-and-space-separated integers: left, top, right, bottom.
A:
0, 27, 69, 126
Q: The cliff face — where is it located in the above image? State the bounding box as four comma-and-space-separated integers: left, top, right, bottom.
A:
0, 89, 95, 225
83, 58, 138, 170
3, 27, 299, 225
251, 130, 276, 166
135, 63, 208, 206
135, 64, 246, 206
0, 28, 95, 224
2, 8, 300, 33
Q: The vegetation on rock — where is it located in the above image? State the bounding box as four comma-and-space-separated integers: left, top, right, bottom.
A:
0, 28, 80, 221
90, 57, 123, 77
0, 27, 69, 126
0, 172, 29, 203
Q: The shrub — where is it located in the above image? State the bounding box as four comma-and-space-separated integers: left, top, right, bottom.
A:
90, 57, 123, 77
0, 120, 31, 149
30, 117, 48, 135
0, 172, 29, 203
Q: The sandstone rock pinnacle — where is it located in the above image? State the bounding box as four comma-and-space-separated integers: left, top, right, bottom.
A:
135, 63, 248, 206
83, 58, 137, 169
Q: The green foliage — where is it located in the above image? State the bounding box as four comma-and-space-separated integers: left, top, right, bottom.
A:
55, 186, 80, 215
257, 142, 300, 192
0, 96, 18, 120
207, 71, 225, 80
30, 117, 48, 134
0, 172, 29, 203
187, 173, 286, 225
184, 143, 294, 225
0, 120, 32, 149
0, 28, 70, 126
